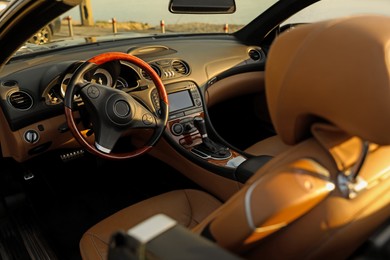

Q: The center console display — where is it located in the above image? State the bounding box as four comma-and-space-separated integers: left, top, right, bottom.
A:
151, 81, 202, 119
168, 90, 194, 113
163, 81, 203, 120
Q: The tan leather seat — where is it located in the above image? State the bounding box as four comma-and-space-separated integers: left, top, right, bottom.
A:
244, 134, 291, 156
79, 189, 222, 259
80, 15, 390, 260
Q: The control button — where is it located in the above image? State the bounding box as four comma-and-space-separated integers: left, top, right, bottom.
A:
87, 86, 100, 99
179, 118, 191, 124
184, 108, 202, 115
183, 122, 196, 134
37, 124, 44, 131
24, 130, 39, 144
183, 123, 192, 131
171, 123, 184, 135
142, 114, 154, 125
169, 112, 185, 119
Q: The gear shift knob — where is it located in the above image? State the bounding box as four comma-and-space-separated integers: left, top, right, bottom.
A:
193, 116, 208, 138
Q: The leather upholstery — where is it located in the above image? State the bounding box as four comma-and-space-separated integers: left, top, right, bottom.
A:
80, 15, 390, 260
196, 135, 390, 260
266, 15, 390, 146
244, 135, 291, 156
79, 189, 222, 259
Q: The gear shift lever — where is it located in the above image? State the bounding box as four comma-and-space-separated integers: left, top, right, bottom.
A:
193, 116, 209, 139
193, 116, 231, 159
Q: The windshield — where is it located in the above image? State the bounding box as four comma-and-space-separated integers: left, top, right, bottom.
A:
65, 0, 277, 32
12, 0, 390, 57
12, 0, 279, 56
62, 0, 278, 34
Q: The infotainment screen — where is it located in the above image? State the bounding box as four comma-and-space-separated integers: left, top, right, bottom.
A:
168, 90, 194, 113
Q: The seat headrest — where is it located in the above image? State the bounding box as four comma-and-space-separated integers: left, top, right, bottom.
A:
266, 15, 390, 145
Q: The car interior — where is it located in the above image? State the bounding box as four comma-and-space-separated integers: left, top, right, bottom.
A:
0, 0, 389, 260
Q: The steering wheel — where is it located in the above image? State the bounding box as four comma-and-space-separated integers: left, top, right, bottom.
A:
64, 52, 168, 160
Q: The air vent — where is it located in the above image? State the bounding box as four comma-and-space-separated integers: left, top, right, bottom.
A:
248, 49, 264, 61
172, 60, 190, 75
142, 64, 161, 80
8, 91, 33, 110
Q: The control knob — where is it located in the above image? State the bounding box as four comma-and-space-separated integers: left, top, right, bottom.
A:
24, 130, 39, 143
171, 123, 184, 136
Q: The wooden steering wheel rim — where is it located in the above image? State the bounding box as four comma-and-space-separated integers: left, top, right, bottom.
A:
64, 52, 168, 160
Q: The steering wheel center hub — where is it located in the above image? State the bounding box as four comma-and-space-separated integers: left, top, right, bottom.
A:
114, 100, 130, 117
106, 94, 133, 125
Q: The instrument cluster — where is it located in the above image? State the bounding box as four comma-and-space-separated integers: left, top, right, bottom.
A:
43, 61, 142, 105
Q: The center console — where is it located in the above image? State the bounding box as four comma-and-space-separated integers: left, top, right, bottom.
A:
162, 81, 246, 168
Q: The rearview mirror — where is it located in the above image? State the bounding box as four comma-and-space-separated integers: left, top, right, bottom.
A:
169, 0, 236, 14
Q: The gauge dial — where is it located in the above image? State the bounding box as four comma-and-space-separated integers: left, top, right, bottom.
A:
114, 77, 129, 90
47, 87, 62, 105
42, 81, 63, 105
61, 68, 113, 97
91, 68, 113, 86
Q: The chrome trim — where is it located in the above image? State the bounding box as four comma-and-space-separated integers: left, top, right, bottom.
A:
244, 179, 258, 230
95, 142, 111, 153
338, 139, 370, 199
7, 90, 33, 110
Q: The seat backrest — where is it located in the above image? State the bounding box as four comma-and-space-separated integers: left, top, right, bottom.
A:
192, 15, 390, 260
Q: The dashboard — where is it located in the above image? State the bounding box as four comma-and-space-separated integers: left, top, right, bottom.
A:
0, 34, 266, 162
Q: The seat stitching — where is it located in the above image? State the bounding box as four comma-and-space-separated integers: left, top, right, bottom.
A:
85, 232, 108, 260
183, 190, 195, 227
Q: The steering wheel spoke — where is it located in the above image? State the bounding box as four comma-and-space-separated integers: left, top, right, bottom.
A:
64, 52, 168, 160
94, 127, 122, 154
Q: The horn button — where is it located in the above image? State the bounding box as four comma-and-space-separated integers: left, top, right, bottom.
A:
114, 100, 130, 117
106, 94, 133, 125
